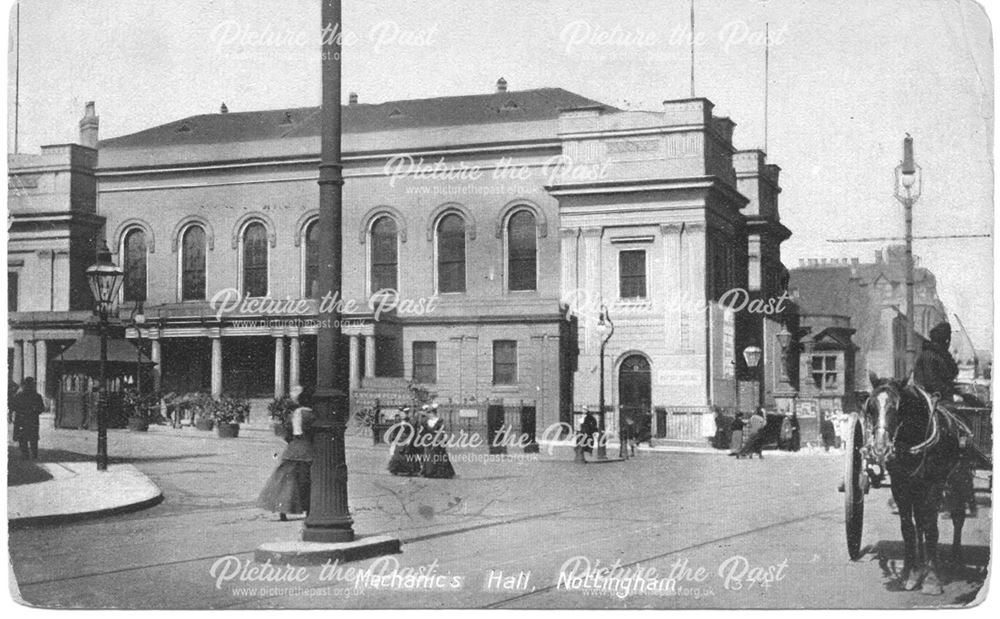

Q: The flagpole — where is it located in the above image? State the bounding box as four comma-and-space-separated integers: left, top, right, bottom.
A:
689, 0, 695, 97
764, 22, 770, 153
14, 2, 20, 154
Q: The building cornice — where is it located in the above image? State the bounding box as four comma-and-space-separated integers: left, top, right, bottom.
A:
546, 175, 749, 206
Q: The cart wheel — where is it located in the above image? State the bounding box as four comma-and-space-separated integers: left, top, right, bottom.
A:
844, 412, 865, 560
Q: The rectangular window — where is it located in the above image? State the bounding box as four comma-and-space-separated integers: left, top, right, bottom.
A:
8, 272, 18, 312
492, 340, 518, 385
412, 341, 437, 384
619, 250, 646, 299
811, 354, 839, 392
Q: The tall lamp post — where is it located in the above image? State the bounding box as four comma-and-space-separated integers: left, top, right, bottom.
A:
85, 241, 124, 471
776, 325, 799, 450
595, 305, 614, 461
894, 134, 921, 375
743, 345, 763, 410
302, 0, 356, 544
776, 325, 792, 388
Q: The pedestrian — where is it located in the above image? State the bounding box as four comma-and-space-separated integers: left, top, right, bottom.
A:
8, 380, 19, 424
740, 407, 767, 459
11, 377, 45, 460
729, 412, 745, 457
578, 406, 599, 461
820, 416, 837, 452
420, 403, 455, 478
257, 386, 315, 521
621, 415, 638, 457
388, 406, 421, 476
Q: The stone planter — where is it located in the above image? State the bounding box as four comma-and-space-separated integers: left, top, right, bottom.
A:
216, 422, 240, 438
194, 418, 214, 431
127, 416, 150, 432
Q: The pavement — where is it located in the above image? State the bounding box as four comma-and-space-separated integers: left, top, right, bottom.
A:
7, 416, 991, 609
7, 415, 164, 527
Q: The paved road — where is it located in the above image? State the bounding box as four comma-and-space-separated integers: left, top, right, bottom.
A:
8, 421, 990, 609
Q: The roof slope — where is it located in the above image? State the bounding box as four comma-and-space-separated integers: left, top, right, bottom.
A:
100, 88, 613, 149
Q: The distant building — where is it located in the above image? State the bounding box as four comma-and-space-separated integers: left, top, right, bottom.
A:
789, 246, 948, 387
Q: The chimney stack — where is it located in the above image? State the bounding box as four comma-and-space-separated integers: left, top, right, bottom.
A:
496, 77, 507, 93
348, 92, 358, 105
79, 101, 99, 149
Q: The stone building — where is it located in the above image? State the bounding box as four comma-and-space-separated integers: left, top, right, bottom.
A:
8, 82, 791, 441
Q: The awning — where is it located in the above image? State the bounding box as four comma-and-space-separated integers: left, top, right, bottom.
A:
55, 333, 156, 365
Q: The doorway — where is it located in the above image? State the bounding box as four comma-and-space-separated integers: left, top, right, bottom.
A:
618, 353, 651, 437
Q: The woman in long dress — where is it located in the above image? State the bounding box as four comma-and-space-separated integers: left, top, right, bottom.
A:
388, 407, 421, 476
420, 404, 455, 479
729, 413, 745, 458
258, 387, 315, 521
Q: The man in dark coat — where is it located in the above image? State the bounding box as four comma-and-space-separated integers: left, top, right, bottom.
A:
913, 321, 959, 402
578, 408, 599, 459
12, 377, 46, 459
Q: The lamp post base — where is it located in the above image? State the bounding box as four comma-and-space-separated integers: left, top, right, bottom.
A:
255, 536, 401, 567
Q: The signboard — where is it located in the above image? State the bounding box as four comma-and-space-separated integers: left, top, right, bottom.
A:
458, 408, 479, 418
657, 369, 702, 386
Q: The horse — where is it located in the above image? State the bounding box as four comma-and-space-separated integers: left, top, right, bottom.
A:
864, 372, 973, 595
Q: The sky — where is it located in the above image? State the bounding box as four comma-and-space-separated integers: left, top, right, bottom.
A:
4, 0, 995, 350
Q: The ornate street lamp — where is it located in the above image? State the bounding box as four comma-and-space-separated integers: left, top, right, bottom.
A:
595, 305, 614, 460
86, 240, 124, 471
894, 134, 921, 376
743, 344, 763, 409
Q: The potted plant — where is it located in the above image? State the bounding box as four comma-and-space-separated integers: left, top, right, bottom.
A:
213, 395, 249, 438
123, 388, 158, 432
268, 396, 297, 437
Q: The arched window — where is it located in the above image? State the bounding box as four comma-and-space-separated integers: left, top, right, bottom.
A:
123, 228, 147, 302
304, 220, 319, 298
181, 226, 207, 301
507, 210, 536, 291
371, 216, 399, 293
436, 213, 466, 293
242, 222, 268, 297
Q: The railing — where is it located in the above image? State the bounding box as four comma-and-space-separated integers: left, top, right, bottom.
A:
359, 399, 540, 453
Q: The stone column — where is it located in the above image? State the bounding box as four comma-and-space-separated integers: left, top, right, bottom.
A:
273, 333, 286, 398
23, 340, 36, 380
661, 223, 683, 353
209, 330, 223, 398
348, 334, 361, 391
581, 227, 603, 357
12, 340, 24, 385
364, 333, 376, 378
149, 329, 162, 393
289, 334, 301, 393
35, 339, 48, 400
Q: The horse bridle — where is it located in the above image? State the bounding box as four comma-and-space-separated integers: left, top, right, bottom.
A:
866, 387, 898, 465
